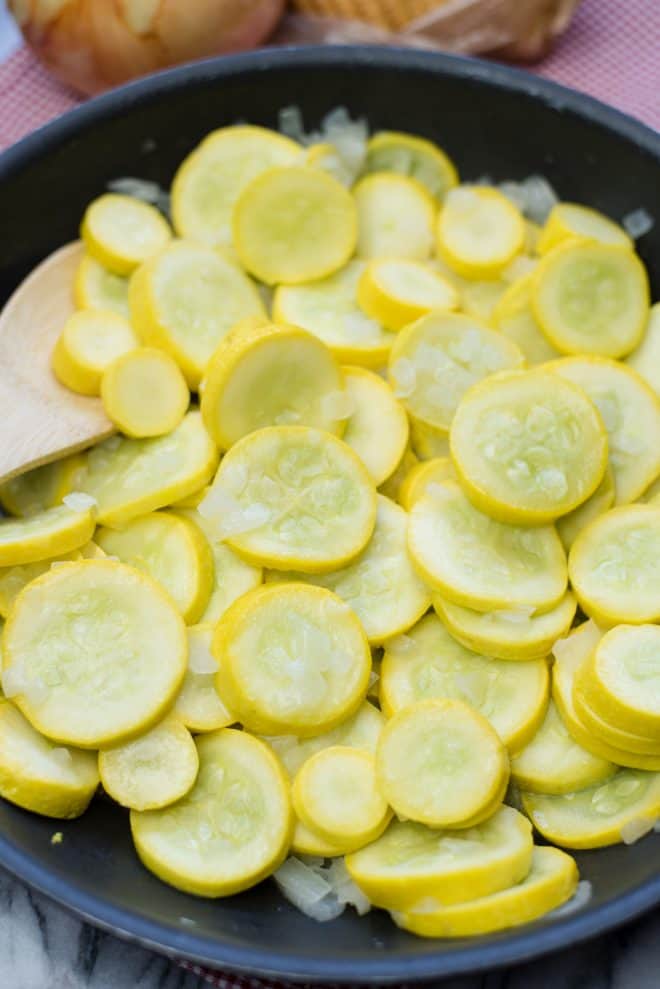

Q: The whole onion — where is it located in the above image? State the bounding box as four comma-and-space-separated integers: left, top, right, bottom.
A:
9, 0, 286, 95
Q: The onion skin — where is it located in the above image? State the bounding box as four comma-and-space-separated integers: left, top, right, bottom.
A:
9, 0, 286, 95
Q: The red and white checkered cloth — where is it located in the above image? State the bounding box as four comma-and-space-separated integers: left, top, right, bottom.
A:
0, 1, 658, 986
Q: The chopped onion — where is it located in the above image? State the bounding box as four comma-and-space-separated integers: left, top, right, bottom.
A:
622, 208, 654, 239
199, 486, 270, 540
50, 747, 74, 769
63, 492, 97, 511
3, 667, 49, 706
278, 106, 306, 145
385, 633, 415, 655
274, 856, 372, 922
188, 638, 218, 675
548, 880, 592, 918
325, 859, 371, 916
278, 105, 368, 186
503, 255, 538, 283
496, 175, 559, 224
321, 390, 354, 422
107, 177, 171, 216
275, 857, 332, 903
552, 621, 601, 662
1, 665, 28, 698
274, 857, 345, 923
390, 358, 417, 398
425, 482, 449, 502
620, 816, 656, 845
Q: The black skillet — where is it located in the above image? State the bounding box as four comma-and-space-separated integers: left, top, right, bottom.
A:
0, 45, 658, 985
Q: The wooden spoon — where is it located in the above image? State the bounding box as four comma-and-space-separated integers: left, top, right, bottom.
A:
0, 242, 114, 486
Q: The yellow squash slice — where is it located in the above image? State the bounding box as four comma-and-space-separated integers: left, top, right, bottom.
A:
358, 259, 458, 332
201, 321, 345, 450
552, 621, 660, 771
0, 503, 95, 567
532, 242, 649, 358
450, 368, 608, 524
389, 312, 524, 435
0, 454, 86, 517
99, 717, 198, 811
101, 347, 189, 438
392, 846, 578, 938
273, 261, 396, 369
234, 166, 357, 285
573, 625, 660, 740
538, 202, 632, 255
3, 560, 186, 748
340, 367, 409, 486
79, 412, 218, 529
569, 504, 660, 625
434, 592, 576, 663
510, 700, 615, 795
52, 309, 139, 396
0, 700, 99, 818
292, 746, 390, 847
171, 125, 300, 247
129, 240, 266, 389
380, 614, 549, 753
74, 253, 130, 318
96, 511, 214, 624
522, 769, 660, 849
353, 173, 436, 261
408, 482, 568, 613
131, 729, 292, 896
266, 496, 430, 645
345, 804, 533, 911
437, 187, 525, 280
546, 357, 660, 505
376, 698, 509, 828
201, 426, 376, 573
81, 193, 171, 275
364, 131, 458, 201
213, 583, 370, 736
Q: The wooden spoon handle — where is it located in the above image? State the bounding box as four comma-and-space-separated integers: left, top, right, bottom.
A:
0, 242, 114, 486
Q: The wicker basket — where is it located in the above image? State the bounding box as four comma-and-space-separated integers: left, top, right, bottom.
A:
289, 0, 445, 32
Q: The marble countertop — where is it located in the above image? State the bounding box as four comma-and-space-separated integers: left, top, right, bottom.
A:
1, 869, 658, 989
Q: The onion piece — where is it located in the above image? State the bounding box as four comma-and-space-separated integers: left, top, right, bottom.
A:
622, 208, 654, 239
548, 880, 592, 918
274, 857, 344, 923
11, 0, 287, 95
620, 817, 656, 845
63, 492, 97, 511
